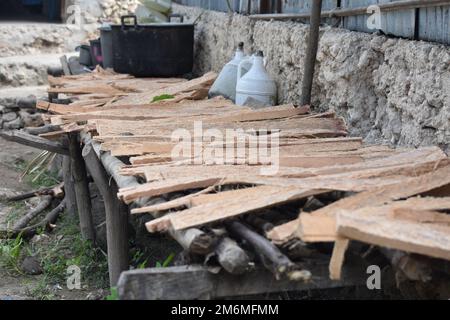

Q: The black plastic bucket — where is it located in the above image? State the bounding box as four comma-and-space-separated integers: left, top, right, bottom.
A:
100, 24, 113, 69
111, 15, 194, 77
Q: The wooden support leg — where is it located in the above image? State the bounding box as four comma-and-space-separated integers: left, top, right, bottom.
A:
62, 156, 78, 218
83, 143, 129, 287
67, 132, 95, 242
329, 237, 351, 281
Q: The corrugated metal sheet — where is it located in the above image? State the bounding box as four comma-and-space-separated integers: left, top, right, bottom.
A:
174, 0, 450, 45
419, 5, 450, 44
342, 0, 415, 38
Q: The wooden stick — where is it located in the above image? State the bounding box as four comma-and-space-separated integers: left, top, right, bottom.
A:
300, 0, 322, 107
0, 130, 69, 156
6, 187, 57, 202
12, 195, 53, 231
0, 200, 66, 239
83, 143, 129, 286
68, 132, 95, 242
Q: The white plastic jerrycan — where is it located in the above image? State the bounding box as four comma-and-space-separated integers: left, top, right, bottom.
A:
235, 50, 277, 107
208, 42, 250, 102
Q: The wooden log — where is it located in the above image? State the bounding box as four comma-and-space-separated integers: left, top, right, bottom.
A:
62, 156, 78, 217
215, 237, 251, 275
300, 0, 322, 107
83, 143, 129, 286
226, 221, 307, 280
0, 200, 66, 239
0, 130, 69, 156
6, 186, 58, 202
168, 228, 217, 256
68, 132, 95, 242
24, 124, 61, 136
117, 264, 367, 300
12, 195, 53, 231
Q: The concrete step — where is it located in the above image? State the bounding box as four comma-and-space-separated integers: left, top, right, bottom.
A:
0, 53, 72, 88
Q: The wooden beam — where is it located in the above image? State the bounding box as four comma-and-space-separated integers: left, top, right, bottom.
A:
68, 132, 95, 242
0, 130, 69, 156
83, 143, 129, 286
117, 264, 367, 300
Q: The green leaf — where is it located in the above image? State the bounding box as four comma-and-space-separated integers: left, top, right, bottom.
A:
151, 94, 175, 103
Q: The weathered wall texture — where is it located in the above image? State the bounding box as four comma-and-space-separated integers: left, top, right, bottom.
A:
173, 4, 450, 151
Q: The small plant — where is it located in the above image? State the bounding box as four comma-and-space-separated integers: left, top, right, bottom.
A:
15, 153, 60, 189
151, 94, 175, 103
106, 287, 119, 301
155, 253, 175, 268
0, 233, 24, 273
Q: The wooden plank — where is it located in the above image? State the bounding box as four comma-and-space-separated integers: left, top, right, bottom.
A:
336, 197, 450, 261
0, 130, 69, 156
297, 164, 450, 243
268, 164, 450, 244
116, 72, 217, 105
145, 187, 325, 233
118, 177, 225, 204
117, 264, 367, 300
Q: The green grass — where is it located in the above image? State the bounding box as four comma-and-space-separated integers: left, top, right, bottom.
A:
34, 215, 109, 288
155, 253, 175, 268
0, 233, 24, 273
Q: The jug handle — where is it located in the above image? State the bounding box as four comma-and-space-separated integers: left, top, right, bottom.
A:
237, 57, 253, 80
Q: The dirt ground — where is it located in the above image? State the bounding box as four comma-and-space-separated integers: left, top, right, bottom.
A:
0, 137, 107, 300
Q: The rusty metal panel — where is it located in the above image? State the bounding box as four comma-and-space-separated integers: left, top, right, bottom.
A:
342, 0, 415, 38
418, 5, 450, 45
281, 0, 338, 13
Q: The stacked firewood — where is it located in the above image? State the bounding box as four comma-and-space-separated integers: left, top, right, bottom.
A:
11, 68, 450, 298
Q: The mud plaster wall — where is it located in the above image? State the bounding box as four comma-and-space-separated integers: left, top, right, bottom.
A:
173, 4, 450, 152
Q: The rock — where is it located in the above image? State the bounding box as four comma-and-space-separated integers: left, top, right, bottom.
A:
30, 234, 50, 245
19, 111, 44, 127
2, 111, 18, 122
0, 119, 3, 129
17, 96, 37, 109
4, 117, 24, 130
21, 256, 43, 275
0, 105, 6, 114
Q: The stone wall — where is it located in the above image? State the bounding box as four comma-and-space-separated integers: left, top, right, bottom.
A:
173, 4, 450, 152
0, 101, 44, 130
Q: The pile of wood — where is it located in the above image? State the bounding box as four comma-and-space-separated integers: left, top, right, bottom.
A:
7, 67, 450, 298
